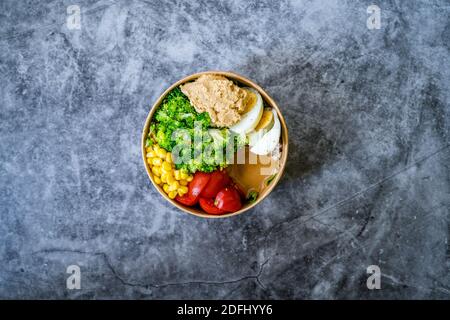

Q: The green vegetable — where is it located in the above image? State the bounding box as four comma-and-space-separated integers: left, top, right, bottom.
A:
247, 190, 259, 203
265, 174, 277, 186
146, 123, 156, 147
154, 87, 210, 151
152, 87, 246, 174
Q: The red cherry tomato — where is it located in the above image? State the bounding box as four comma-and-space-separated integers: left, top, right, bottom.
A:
230, 182, 246, 200
189, 172, 211, 197
199, 197, 227, 215
214, 187, 242, 212
175, 193, 197, 206
175, 171, 211, 206
201, 170, 231, 198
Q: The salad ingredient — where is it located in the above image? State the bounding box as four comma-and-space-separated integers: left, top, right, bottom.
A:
214, 187, 242, 212
208, 129, 226, 145
175, 171, 211, 206
174, 126, 246, 174
145, 137, 153, 147
175, 193, 198, 206
248, 129, 265, 147
180, 74, 252, 127
153, 87, 211, 152
246, 190, 259, 203
254, 108, 274, 131
226, 146, 280, 196
200, 170, 231, 198
229, 88, 263, 134
146, 142, 192, 198
208, 128, 247, 152
247, 108, 275, 146
189, 172, 211, 197
174, 169, 247, 214
230, 181, 246, 200
199, 197, 227, 215
250, 109, 281, 156
265, 174, 277, 186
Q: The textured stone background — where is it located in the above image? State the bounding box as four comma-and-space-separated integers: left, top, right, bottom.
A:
0, 0, 449, 299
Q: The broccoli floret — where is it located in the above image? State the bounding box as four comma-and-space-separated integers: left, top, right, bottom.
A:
154, 87, 197, 151
195, 112, 211, 128
156, 128, 171, 151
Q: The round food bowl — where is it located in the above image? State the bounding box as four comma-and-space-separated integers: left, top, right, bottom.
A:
141, 71, 289, 218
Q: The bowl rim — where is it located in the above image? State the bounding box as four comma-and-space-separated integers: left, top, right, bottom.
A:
141, 70, 289, 218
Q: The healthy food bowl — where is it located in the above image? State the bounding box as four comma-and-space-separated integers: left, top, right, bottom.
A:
142, 71, 288, 218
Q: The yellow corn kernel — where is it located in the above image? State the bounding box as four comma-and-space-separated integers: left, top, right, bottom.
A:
177, 186, 188, 196
174, 170, 181, 180
179, 179, 188, 186
146, 157, 152, 164
160, 172, 168, 183
178, 186, 188, 194
156, 148, 167, 159
151, 166, 161, 177
180, 171, 188, 180
146, 147, 152, 153
163, 184, 170, 193
154, 176, 161, 185
165, 153, 172, 164
162, 161, 172, 172
161, 166, 171, 176
168, 190, 177, 199
186, 175, 193, 182
166, 174, 175, 185
146, 150, 156, 158
152, 158, 162, 166
168, 181, 179, 192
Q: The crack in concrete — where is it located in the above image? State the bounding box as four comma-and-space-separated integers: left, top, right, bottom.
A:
32, 248, 270, 290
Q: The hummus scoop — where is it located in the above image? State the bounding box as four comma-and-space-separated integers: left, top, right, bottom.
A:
180, 74, 253, 127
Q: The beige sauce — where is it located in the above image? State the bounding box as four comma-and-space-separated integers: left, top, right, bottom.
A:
180, 74, 251, 127
226, 147, 280, 196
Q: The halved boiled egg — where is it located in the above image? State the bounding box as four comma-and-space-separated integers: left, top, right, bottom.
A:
248, 108, 275, 146
255, 108, 274, 131
229, 88, 263, 134
250, 109, 281, 155
248, 129, 265, 147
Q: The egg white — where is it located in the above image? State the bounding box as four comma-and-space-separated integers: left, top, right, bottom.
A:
229, 88, 263, 134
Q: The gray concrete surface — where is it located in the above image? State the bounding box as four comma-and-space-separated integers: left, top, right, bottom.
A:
0, 0, 449, 299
